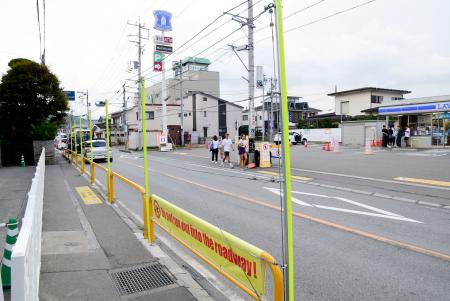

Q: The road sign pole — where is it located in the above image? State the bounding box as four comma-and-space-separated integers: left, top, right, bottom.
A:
89, 110, 93, 162
275, 1, 294, 300
79, 116, 84, 174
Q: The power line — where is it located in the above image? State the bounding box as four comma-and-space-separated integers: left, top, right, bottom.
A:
36, 0, 42, 62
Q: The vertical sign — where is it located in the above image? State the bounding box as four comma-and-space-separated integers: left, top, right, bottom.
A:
256, 66, 264, 89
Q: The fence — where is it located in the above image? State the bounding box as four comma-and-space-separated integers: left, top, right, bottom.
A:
11, 148, 46, 301
63, 149, 282, 300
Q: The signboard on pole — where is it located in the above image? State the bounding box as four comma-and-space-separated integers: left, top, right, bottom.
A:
64, 91, 76, 101
155, 45, 173, 54
154, 35, 173, 45
159, 134, 168, 151
259, 142, 271, 168
153, 10, 173, 31
256, 66, 264, 89
152, 194, 267, 297
154, 52, 164, 62
154, 61, 163, 72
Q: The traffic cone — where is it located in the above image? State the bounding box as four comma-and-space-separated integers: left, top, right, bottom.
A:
20, 154, 25, 167
1, 217, 19, 288
326, 142, 331, 152
322, 144, 326, 151
371, 140, 376, 147
304, 140, 308, 148
204, 142, 209, 149
365, 140, 373, 155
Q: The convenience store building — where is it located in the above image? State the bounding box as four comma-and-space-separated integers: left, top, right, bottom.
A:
363, 95, 450, 147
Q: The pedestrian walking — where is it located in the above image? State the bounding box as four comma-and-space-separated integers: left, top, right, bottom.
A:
404, 126, 411, 147
238, 134, 247, 169
382, 125, 389, 147
220, 133, 234, 168
210, 135, 219, 163
219, 135, 225, 160
388, 126, 394, 148
396, 126, 403, 147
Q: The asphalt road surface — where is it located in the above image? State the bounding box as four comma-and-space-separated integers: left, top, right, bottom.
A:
89, 145, 450, 301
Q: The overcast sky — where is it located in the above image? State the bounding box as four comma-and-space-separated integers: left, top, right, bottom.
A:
1, 0, 449, 118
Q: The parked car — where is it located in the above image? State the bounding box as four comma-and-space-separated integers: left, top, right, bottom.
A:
273, 132, 306, 145
83, 140, 112, 162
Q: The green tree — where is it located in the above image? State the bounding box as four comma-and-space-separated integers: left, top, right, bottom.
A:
297, 119, 304, 129
0, 58, 68, 140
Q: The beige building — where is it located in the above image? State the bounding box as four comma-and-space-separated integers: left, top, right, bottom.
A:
146, 57, 220, 104
328, 87, 411, 117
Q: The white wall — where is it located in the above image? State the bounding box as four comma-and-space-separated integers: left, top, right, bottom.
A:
226, 103, 242, 140
292, 128, 341, 142
334, 91, 406, 116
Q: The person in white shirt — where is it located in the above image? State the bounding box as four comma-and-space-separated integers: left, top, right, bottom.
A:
210, 135, 220, 163
404, 126, 411, 147
220, 133, 234, 168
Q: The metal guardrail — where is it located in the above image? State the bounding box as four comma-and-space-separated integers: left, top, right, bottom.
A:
11, 148, 46, 301
64, 149, 282, 300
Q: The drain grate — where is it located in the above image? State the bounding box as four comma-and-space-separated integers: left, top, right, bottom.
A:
110, 262, 175, 296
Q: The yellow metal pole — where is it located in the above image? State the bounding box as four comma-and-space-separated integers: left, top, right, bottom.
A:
80, 116, 85, 174
275, 1, 295, 300
105, 98, 113, 203
141, 79, 153, 243
69, 123, 73, 164
89, 110, 95, 184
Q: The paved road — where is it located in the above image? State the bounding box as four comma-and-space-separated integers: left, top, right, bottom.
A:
89, 146, 450, 301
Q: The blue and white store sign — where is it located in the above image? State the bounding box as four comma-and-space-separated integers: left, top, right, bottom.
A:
153, 10, 173, 31
379, 101, 450, 115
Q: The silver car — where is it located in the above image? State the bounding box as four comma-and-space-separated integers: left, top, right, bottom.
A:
83, 140, 112, 162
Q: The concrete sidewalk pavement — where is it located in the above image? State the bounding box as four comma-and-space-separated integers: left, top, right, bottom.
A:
39, 158, 214, 300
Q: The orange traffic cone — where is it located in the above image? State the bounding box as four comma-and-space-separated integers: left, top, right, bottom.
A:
327, 142, 331, 152
322, 144, 326, 151
205, 142, 209, 149
365, 140, 373, 155
304, 141, 308, 148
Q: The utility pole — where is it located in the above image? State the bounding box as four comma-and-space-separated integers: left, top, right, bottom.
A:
248, 0, 255, 139
178, 60, 184, 146
122, 84, 129, 149
128, 18, 149, 150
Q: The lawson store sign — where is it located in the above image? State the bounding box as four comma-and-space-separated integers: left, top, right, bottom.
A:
379, 101, 450, 115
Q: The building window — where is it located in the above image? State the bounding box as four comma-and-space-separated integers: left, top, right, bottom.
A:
341, 101, 349, 115
371, 95, 383, 103
136, 112, 138, 120
189, 112, 191, 116
243, 115, 248, 121
259, 116, 262, 120
204, 111, 207, 117
203, 97, 207, 102
392, 97, 403, 101
146, 111, 154, 120
184, 113, 187, 117
178, 113, 181, 117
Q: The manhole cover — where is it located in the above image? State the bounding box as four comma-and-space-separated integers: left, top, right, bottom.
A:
110, 262, 175, 296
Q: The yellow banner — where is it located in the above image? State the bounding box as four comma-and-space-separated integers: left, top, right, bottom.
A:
151, 194, 267, 297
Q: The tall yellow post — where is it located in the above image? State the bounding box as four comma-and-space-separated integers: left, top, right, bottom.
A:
275, 1, 294, 300
89, 110, 95, 184
141, 79, 154, 243
80, 116, 85, 174
105, 99, 113, 203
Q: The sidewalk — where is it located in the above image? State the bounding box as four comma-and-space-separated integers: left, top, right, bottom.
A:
39, 157, 210, 300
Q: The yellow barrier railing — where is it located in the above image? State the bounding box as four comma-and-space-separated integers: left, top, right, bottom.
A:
63, 149, 282, 301
65, 149, 153, 242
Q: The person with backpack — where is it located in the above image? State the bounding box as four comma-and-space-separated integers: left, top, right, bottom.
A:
210, 135, 219, 163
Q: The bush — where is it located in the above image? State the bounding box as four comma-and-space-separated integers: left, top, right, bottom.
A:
30, 120, 58, 140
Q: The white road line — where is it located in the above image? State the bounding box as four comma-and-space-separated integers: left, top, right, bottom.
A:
291, 167, 450, 191
264, 187, 422, 224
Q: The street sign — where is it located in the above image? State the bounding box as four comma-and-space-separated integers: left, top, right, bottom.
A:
153, 10, 173, 31
256, 66, 264, 89
154, 61, 163, 72
154, 51, 164, 62
154, 35, 173, 45
64, 91, 76, 101
155, 45, 173, 54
